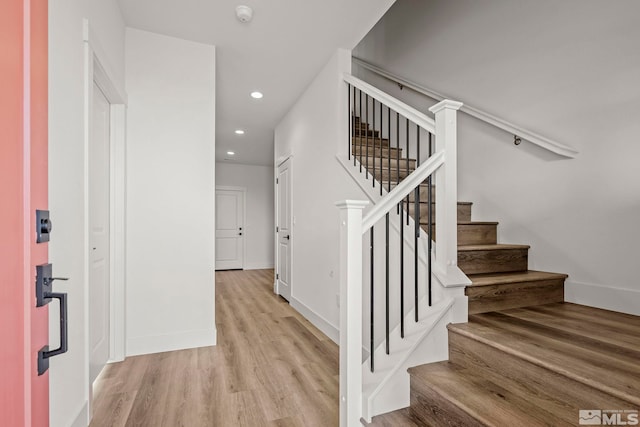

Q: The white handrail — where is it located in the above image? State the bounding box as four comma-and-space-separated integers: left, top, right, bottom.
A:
352, 57, 579, 159
344, 73, 435, 134
361, 150, 444, 232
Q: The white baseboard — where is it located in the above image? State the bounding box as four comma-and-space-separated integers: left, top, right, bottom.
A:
126, 328, 217, 357
244, 262, 275, 270
565, 280, 640, 316
290, 297, 339, 344
69, 400, 88, 427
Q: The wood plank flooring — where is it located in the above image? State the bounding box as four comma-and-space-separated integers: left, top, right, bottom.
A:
90, 269, 339, 427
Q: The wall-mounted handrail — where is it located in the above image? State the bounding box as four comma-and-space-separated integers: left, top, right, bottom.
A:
352, 57, 579, 159
344, 73, 435, 134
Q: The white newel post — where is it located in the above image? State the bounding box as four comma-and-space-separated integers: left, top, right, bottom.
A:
429, 100, 464, 284
336, 200, 369, 427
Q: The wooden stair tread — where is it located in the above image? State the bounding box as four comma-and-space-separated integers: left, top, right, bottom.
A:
409, 362, 571, 427
459, 221, 496, 226
365, 164, 416, 171
519, 302, 640, 336
467, 270, 568, 287
494, 303, 640, 353
458, 244, 530, 251
449, 306, 640, 406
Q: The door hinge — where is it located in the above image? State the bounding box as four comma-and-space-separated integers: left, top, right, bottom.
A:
276, 226, 279, 233
276, 178, 279, 184
276, 273, 279, 280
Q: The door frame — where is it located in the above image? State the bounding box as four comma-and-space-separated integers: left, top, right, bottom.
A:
215, 185, 247, 270
83, 20, 127, 386
274, 155, 293, 297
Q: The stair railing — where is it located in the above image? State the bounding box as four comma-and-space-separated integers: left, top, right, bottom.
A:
337, 73, 463, 426
352, 56, 579, 158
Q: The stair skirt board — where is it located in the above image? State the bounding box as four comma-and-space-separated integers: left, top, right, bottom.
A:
362, 298, 455, 422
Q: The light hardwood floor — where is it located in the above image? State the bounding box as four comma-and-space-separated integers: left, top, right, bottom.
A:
90, 269, 339, 427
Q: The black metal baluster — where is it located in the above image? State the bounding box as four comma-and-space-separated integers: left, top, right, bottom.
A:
366, 94, 369, 177
347, 84, 351, 160
380, 101, 383, 195
400, 200, 404, 339
387, 105, 391, 194
372, 99, 376, 187
428, 132, 433, 307
370, 227, 375, 372
406, 118, 410, 226
353, 86, 357, 166
359, 90, 363, 173
415, 125, 420, 322
396, 112, 400, 215
385, 212, 389, 354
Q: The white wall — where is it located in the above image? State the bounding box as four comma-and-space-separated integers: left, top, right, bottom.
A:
48, 1, 126, 426
216, 162, 275, 270
275, 49, 373, 340
354, 0, 640, 314
125, 29, 216, 355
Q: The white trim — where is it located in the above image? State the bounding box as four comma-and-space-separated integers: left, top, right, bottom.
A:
290, 297, 339, 344
69, 401, 89, 427
565, 280, 640, 316
109, 104, 126, 363
214, 186, 247, 270
126, 328, 217, 357
244, 262, 275, 270
344, 73, 435, 134
352, 57, 579, 159
82, 19, 128, 418
82, 22, 126, 104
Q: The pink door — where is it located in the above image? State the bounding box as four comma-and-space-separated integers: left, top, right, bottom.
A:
0, 0, 50, 425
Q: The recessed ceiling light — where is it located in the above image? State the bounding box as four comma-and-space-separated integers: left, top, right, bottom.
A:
250, 91, 263, 99
235, 129, 245, 135
227, 151, 235, 155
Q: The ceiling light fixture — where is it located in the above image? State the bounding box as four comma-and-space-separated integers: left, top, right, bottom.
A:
227, 151, 235, 156
250, 91, 263, 99
235, 5, 253, 23
235, 129, 245, 135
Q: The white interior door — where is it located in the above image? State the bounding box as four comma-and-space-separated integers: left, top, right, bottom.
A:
89, 82, 111, 384
277, 158, 292, 301
215, 188, 245, 270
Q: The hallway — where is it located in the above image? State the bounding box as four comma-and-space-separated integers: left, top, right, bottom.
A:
90, 270, 339, 426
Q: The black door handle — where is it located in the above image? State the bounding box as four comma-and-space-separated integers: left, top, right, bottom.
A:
38, 291, 68, 375
239, 232, 243, 236
285, 235, 290, 240
35, 263, 70, 375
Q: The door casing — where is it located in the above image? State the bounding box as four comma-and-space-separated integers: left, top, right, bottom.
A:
82, 20, 127, 419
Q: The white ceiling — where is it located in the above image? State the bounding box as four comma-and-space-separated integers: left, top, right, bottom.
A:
118, 0, 394, 166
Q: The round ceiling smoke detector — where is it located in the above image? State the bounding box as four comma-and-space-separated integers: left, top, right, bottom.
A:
235, 5, 253, 23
